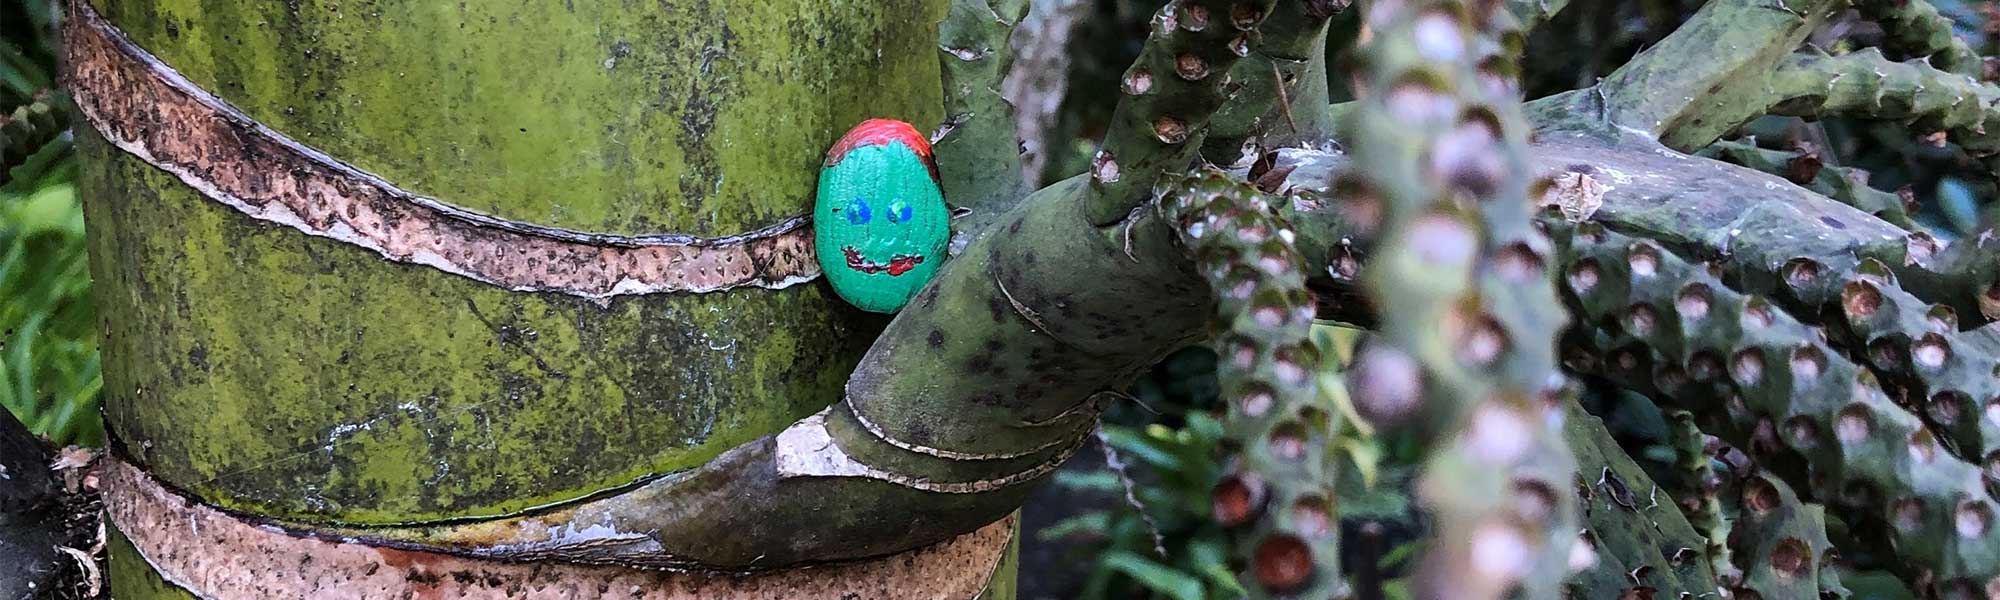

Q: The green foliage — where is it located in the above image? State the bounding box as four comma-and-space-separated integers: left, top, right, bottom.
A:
1039, 413, 1247, 600
1, 0, 99, 446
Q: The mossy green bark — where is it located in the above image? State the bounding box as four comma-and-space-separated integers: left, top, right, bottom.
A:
82, 126, 872, 524
107, 526, 200, 600
88, 0, 944, 236
78, 0, 944, 527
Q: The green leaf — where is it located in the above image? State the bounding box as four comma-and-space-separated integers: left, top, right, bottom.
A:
1100, 551, 1206, 600
1038, 512, 1114, 541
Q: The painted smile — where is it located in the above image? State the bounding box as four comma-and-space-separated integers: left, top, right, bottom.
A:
843, 246, 925, 276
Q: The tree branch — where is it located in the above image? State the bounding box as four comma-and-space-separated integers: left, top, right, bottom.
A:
305, 173, 1220, 570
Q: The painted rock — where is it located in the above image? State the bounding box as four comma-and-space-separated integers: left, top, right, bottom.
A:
814, 119, 950, 313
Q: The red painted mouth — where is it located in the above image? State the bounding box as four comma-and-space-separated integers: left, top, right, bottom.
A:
843, 246, 925, 276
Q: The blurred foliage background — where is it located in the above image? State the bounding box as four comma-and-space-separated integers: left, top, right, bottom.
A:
7, 0, 2000, 597
1, 0, 97, 448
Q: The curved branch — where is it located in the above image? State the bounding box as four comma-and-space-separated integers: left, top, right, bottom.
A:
1666, 410, 1737, 586
284, 172, 1217, 569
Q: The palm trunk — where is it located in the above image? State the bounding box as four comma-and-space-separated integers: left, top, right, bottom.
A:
66, 0, 1017, 595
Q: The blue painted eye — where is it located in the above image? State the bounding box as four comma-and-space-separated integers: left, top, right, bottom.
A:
846, 198, 872, 224
888, 201, 913, 224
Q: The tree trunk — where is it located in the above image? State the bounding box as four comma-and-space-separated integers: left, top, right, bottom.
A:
65, 0, 1017, 595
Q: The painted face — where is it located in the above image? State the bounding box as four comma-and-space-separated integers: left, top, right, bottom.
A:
814, 119, 950, 313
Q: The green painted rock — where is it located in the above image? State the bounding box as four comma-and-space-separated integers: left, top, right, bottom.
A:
814, 119, 950, 313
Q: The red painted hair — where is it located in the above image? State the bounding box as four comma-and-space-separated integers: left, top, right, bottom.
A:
824, 118, 939, 183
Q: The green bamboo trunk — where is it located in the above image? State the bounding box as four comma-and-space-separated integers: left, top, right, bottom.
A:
72, 0, 981, 594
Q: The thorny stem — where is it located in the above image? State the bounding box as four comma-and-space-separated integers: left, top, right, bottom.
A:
1340, 0, 1577, 598
1764, 48, 2000, 180
1504, 0, 1571, 34
1853, 0, 1987, 79
1667, 410, 1738, 587
1696, 138, 1916, 229
1722, 470, 1844, 598
1554, 223, 2000, 594
1164, 170, 1340, 598
1201, 0, 1347, 165
1083, 0, 1279, 226
935, 0, 1032, 220
1564, 0, 1844, 151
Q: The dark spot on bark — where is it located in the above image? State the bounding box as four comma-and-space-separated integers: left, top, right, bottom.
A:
1567, 163, 1596, 175
928, 329, 946, 348
407, 571, 442, 585
1008, 218, 1024, 235
1023, 251, 1036, 266
987, 295, 1008, 321
1819, 216, 1845, 230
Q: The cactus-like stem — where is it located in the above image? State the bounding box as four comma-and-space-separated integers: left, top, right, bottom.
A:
1505, 0, 1571, 33
934, 0, 1032, 219
1866, 230, 2000, 325
1815, 258, 2000, 486
1853, 0, 1986, 79
1766, 48, 2000, 175
1164, 170, 1340, 599
1083, 0, 1279, 226
1695, 139, 1915, 229
1555, 222, 2000, 592
0, 94, 65, 177
1667, 410, 1737, 586
1577, 0, 1844, 150
1341, 1, 1577, 598
1564, 398, 1725, 598
1724, 471, 1843, 600
1201, 0, 1347, 165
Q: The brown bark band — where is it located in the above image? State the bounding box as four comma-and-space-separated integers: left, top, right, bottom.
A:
102, 458, 1014, 599
63, 0, 819, 299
